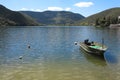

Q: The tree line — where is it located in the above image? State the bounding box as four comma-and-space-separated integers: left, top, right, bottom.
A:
95, 16, 120, 27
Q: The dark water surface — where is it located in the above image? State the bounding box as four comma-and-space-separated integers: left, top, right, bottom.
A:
0, 26, 120, 80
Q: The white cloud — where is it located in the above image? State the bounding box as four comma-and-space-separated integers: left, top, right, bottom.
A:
20, 7, 71, 12
20, 8, 41, 12
47, 7, 63, 11
46, 7, 71, 11
20, 8, 28, 11
30, 9, 41, 12
74, 2, 94, 7
65, 8, 71, 11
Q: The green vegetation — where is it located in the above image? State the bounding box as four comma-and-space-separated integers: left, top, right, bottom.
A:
0, 5, 39, 26
79, 7, 120, 27
95, 17, 119, 27
21, 11, 85, 26
0, 4, 120, 27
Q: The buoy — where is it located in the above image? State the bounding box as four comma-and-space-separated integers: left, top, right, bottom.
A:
74, 42, 77, 45
28, 45, 30, 49
19, 56, 23, 59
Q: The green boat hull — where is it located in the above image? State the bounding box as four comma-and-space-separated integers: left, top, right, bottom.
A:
80, 42, 107, 56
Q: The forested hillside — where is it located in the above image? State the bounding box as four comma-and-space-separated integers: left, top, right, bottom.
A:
21, 11, 85, 26
0, 5, 38, 26
78, 7, 120, 27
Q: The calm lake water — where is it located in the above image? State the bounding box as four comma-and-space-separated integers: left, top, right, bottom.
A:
0, 26, 120, 80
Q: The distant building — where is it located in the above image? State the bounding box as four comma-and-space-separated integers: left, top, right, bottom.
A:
118, 16, 120, 20
119, 16, 120, 18
118, 16, 120, 23
109, 16, 120, 28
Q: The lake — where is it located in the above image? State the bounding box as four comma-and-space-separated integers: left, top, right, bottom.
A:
0, 26, 120, 80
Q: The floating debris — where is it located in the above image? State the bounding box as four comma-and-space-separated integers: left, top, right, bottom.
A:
74, 42, 78, 45
19, 56, 23, 59
28, 45, 30, 49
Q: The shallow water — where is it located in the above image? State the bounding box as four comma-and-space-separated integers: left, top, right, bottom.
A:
0, 26, 120, 80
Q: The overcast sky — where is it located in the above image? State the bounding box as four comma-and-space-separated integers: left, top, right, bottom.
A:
0, 0, 120, 17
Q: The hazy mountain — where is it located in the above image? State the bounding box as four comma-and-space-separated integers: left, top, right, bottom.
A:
2, 4, 120, 27
78, 7, 120, 26
21, 11, 85, 26
0, 5, 38, 26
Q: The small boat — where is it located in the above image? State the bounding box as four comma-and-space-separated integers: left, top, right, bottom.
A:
80, 39, 107, 56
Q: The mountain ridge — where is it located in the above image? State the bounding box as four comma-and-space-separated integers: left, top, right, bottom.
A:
78, 7, 120, 26
20, 11, 85, 26
0, 4, 39, 26
0, 4, 120, 27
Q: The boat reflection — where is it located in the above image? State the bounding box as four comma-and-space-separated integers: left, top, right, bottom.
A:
80, 48, 107, 66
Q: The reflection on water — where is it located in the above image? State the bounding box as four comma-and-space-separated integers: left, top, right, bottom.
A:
80, 48, 107, 66
0, 26, 120, 80
105, 51, 118, 64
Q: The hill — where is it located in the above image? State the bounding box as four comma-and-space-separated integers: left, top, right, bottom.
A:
0, 5, 38, 26
21, 11, 85, 26
78, 7, 120, 27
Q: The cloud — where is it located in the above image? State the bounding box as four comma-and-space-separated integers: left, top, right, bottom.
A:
46, 7, 71, 11
20, 8, 28, 11
47, 7, 63, 11
20, 8, 41, 12
65, 8, 71, 11
74, 2, 94, 7
20, 7, 71, 12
